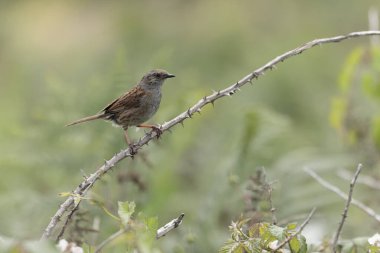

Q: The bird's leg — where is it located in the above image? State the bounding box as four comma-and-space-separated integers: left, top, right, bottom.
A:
124, 128, 132, 145
124, 129, 137, 155
137, 124, 163, 139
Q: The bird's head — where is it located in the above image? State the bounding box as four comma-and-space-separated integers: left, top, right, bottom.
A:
139, 69, 175, 89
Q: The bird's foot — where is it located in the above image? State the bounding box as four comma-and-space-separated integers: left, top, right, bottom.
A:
128, 143, 138, 157
124, 129, 137, 156
151, 125, 163, 139
136, 124, 163, 139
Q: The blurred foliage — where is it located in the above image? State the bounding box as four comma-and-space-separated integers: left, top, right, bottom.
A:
0, 201, 160, 252
1, 0, 380, 252
330, 46, 380, 165
220, 169, 308, 253
219, 170, 380, 253
219, 220, 307, 253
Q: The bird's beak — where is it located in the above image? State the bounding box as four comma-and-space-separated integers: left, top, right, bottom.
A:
165, 74, 175, 79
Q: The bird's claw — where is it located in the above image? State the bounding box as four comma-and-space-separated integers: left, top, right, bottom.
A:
128, 143, 138, 156
151, 126, 163, 139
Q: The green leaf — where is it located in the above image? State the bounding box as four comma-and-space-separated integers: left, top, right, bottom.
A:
286, 223, 297, 231
268, 225, 286, 241
290, 236, 300, 252
289, 235, 307, 253
258, 223, 269, 236
58, 192, 72, 197
219, 240, 243, 253
242, 240, 260, 253
118, 201, 136, 227
298, 235, 307, 253
248, 223, 260, 238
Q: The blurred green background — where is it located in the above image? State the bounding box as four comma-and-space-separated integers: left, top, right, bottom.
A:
1, 0, 380, 252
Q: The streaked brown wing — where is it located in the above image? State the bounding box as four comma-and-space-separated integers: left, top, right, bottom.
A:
102, 86, 144, 114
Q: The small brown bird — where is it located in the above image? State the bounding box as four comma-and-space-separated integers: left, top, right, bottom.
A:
66, 69, 175, 145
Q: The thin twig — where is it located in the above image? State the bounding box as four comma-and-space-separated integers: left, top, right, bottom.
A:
268, 188, 277, 225
156, 213, 185, 239
56, 203, 80, 242
272, 207, 316, 252
304, 167, 380, 223
41, 31, 380, 240
94, 229, 125, 253
332, 164, 363, 253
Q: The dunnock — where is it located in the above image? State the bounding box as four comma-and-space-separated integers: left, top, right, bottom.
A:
66, 69, 175, 145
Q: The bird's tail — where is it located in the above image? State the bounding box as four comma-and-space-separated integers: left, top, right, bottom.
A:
66, 114, 105, 127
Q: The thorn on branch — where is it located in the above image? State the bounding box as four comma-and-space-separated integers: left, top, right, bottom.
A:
252, 72, 259, 79
187, 109, 192, 118
80, 169, 88, 180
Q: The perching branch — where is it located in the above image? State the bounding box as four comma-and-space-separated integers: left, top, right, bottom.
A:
332, 164, 363, 253
272, 207, 316, 252
41, 30, 380, 240
304, 167, 380, 223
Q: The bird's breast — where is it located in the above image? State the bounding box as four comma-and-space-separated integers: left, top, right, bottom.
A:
140, 90, 162, 119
